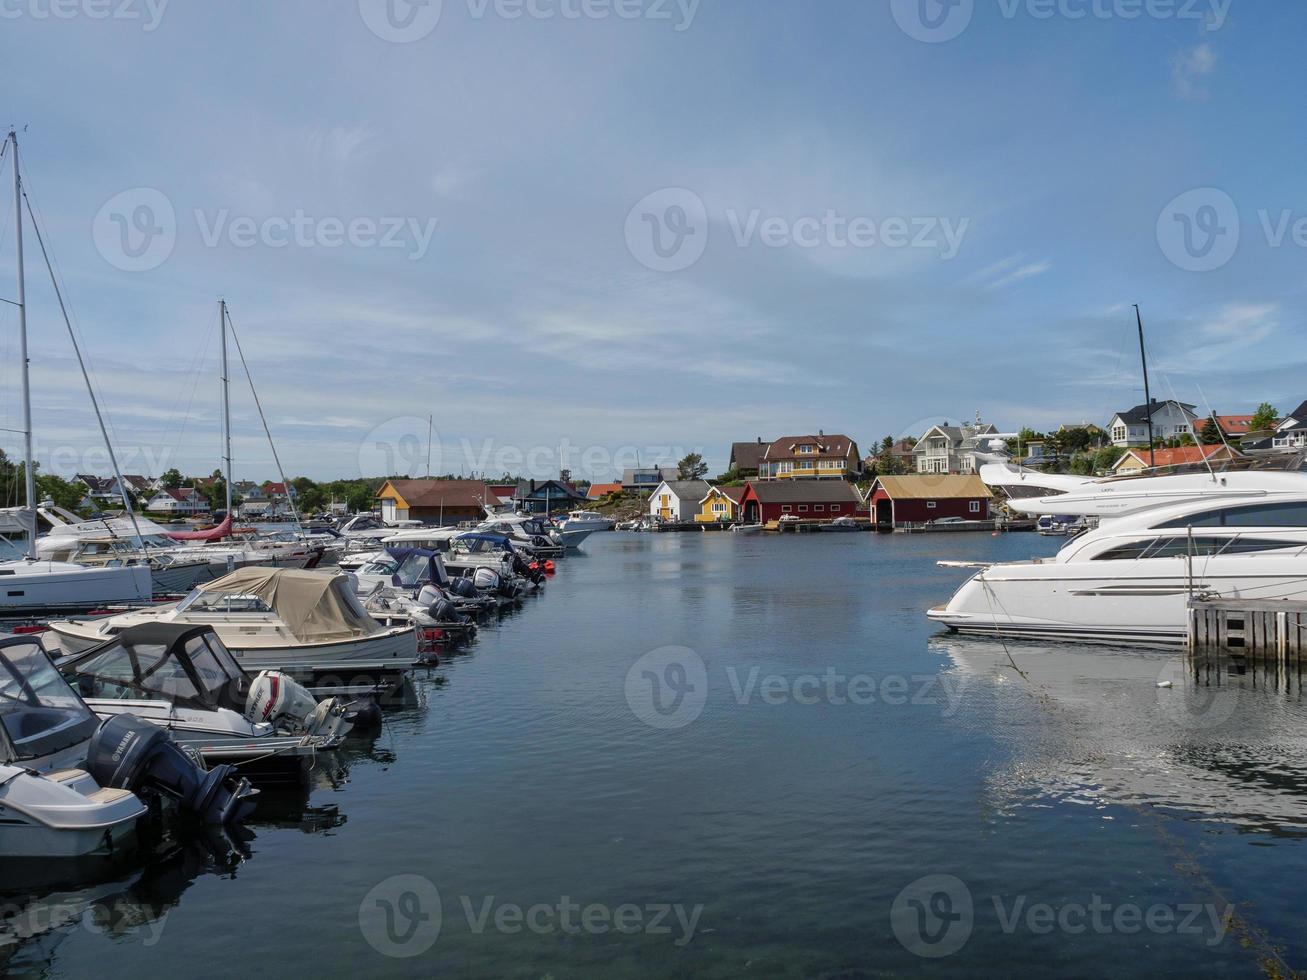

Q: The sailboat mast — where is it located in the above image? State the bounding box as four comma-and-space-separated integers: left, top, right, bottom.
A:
1134, 304, 1155, 468
10, 131, 36, 558
219, 299, 233, 517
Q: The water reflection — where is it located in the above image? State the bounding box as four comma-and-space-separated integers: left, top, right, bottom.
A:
931, 635, 1307, 835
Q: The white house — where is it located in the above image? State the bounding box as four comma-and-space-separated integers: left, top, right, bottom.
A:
912, 419, 999, 474
648, 480, 711, 523
145, 487, 210, 515
1270, 400, 1307, 449
1107, 399, 1200, 447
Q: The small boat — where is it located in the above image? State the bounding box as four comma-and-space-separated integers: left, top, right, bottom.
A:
817, 516, 862, 532
45, 568, 419, 671
731, 523, 764, 535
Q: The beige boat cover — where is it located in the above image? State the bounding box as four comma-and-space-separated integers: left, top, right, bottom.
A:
196, 567, 380, 642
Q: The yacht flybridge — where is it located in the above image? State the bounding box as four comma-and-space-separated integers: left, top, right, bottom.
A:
929, 488, 1307, 644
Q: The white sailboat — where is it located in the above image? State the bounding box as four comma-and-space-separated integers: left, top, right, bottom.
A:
0, 129, 151, 615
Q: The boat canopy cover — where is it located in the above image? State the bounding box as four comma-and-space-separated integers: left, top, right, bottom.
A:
454, 532, 514, 550
0, 636, 100, 764
383, 547, 451, 586
194, 567, 381, 642
0, 506, 35, 536
165, 515, 234, 542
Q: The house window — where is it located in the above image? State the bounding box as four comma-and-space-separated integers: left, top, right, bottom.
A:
782, 505, 792, 512
800, 445, 814, 453
927, 501, 937, 509
779, 462, 793, 473
1112, 425, 1126, 442
798, 505, 808, 512
830, 504, 841, 512
969, 501, 980, 513
814, 504, 825, 512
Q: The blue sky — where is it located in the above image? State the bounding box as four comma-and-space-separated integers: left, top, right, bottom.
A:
0, 0, 1302, 483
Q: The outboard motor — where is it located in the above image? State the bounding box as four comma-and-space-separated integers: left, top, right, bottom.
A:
427, 598, 464, 624
450, 577, 478, 600
473, 566, 501, 592
86, 714, 258, 825
513, 553, 545, 585
246, 671, 353, 741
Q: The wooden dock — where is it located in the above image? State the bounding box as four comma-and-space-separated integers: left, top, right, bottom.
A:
1188, 598, 1307, 663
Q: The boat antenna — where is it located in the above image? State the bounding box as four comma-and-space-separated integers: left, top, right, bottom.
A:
1193, 381, 1231, 483
219, 299, 233, 519
1134, 304, 1156, 468
223, 305, 303, 530
426, 414, 433, 479
1159, 371, 1217, 484
9, 130, 36, 557
20, 188, 146, 550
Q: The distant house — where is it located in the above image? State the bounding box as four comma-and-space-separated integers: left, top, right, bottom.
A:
695, 485, 745, 523
1110, 444, 1240, 476
514, 479, 586, 514
586, 482, 624, 500
648, 480, 711, 523
758, 433, 862, 481
728, 439, 769, 477
375, 479, 493, 525
912, 420, 1000, 475
1107, 399, 1200, 447
737, 480, 864, 525
486, 484, 519, 509
75, 473, 153, 506
1273, 400, 1307, 450
867, 475, 991, 527
1206, 415, 1255, 440
865, 438, 917, 474
145, 487, 210, 515
621, 465, 679, 494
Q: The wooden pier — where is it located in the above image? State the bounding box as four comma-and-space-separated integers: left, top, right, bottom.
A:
1188, 598, 1307, 664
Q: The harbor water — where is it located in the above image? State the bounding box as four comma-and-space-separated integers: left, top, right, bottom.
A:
5, 531, 1307, 977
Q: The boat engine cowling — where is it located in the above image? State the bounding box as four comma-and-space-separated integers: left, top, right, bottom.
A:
86, 714, 258, 825
246, 671, 352, 740
473, 567, 501, 592
450, 577, 478, 600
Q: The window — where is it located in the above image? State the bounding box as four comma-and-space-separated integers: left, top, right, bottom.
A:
1112, 425, 1127, 442
800, 445, 814, 454
798, 505, 808, 512
926, 501, 937, 509
782, 505, 792, 513
1093, 536, 1299, 560
831, 504, 841, 512
1157, 501, 1307, 529
969, 501, 981, 513
779, 462, 793, 474
814, 504, 825, 512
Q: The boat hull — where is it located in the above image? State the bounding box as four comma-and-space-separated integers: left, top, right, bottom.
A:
0, 562, 151, 615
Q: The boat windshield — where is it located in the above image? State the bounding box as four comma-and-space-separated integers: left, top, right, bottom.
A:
0, 639, 99, 764
361, 556, 401, 576
67, 632, 243, 707
395, 553, 434, 587
177, 589, 274, 613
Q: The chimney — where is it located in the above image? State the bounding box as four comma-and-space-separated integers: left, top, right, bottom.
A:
757, 436, 762, 443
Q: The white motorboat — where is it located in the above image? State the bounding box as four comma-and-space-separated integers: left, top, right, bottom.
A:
58, 622, 354, 758
45, 568, 419, 670
929, 491, 1307, 644
555, 510, 613, 546
0, 763, 147, 859
475, 515, 566, 555
730, 524, 763, 535
817, 516, 862, 532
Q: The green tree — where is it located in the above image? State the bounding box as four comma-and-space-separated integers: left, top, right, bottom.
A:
1199, 417, 1223, 445
160, 468, 183, 489
677, 452, 708, 481
1250, 402, 1279, 432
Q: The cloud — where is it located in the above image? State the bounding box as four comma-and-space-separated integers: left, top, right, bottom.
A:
968, 254, 1053, 290
1172, 43, 1217, 100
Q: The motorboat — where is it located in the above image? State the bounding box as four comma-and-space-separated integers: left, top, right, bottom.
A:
730, 523, 763, 535
378, 528, 543, 591
475, 515, 566, 555
338, 514, 419, 545
817, 516, 862, 532
58, 623, 356, 761
560, 509, 615, 532
44, 568, 419, 670
356, 549, 483, 643
0, 634, 254, 858
929, 491, 1307, 644
0, 543, 152, 616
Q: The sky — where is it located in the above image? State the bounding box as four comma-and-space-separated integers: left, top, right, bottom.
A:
0, 0, 1303, 484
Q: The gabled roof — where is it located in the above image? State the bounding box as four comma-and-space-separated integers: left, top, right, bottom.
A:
381, 479, 493, 509
743, 481, 863, 503
1112, 445, 1239, 470
762, 434, 857, 462
1112, 399, 1198, 424
76, 474, 113, 493
586, 482, 623, 499
729, 440, 769, 471
1278, 400, 1307, 429
872, 475, 990, 500
652, 480, 711, 502
154, 487, 200, 502
1208, 415, 1254, 436
700, 485, 746, 504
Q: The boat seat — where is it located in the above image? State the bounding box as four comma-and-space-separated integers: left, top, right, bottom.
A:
86, 787, 137, 804
43, 769, 87, 783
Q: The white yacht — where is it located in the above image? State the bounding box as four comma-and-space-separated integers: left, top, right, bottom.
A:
556, 510, 614, 545
45, 568, 419, 670
929, 492, 1307, 644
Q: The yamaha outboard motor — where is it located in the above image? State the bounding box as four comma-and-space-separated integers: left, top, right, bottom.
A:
472, 566, 501, 592
450, 577, 477, 599
427, 598, 465, 624
86, 714, 258, 825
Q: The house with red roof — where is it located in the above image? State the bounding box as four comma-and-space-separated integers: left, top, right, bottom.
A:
758, 433, 862, 481
1110, 444, 1240, 475
586, 482, 623, 500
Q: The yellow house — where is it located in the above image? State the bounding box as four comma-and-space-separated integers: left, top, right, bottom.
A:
695, 486, 745, 523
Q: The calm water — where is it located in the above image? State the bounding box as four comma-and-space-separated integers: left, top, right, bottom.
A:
5, 531, 1307, 977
